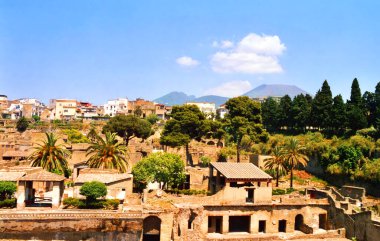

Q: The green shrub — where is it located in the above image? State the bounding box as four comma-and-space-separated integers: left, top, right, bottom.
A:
0, 198, 16, 208
63, 197, 81, 208
199, 156, 211, 167
286, 188, 295, 194
0, 181, 17, 200
80, 181, 107, 202
272, 189, 286, 195
103, 199, 119, 210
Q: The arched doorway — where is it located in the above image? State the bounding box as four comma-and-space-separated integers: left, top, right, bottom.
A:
294, 214, 304, 231
143, 216, 161, 241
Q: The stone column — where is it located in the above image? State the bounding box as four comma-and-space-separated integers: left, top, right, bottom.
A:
222, 215, 229, 234
52, 181, 61, 209
250, 215, 256, 233
16, 181, 25, 209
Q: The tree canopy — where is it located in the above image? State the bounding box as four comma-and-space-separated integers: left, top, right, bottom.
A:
80, 181, 107, 201
102, 115, 153, 146
224, 96, 268, 162
28, 133, 70, 175
16, 117, 29, 132
132, 153, 186, 191
160, 105, 205, 165
86, 132, 129, 173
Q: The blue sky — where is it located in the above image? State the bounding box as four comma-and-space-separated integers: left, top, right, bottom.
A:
1, 1, 380, 105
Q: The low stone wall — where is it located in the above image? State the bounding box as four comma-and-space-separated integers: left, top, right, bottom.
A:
310, 188, 380, 241
0, 211, 142, 240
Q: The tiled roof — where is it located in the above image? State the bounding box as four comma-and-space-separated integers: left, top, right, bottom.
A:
210, 162, 272, 180
75, 172, 132, 185
18, 170, 65, 182
0, 171, 26, 181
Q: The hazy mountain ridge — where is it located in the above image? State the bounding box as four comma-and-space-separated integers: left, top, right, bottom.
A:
154, 84, 307, 106
243, 84, 308, 98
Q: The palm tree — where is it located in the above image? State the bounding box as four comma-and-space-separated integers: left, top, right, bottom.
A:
264, 146, 287, 187
29, 133, 70, 174
86, 132, 129, 173
283, 138, 309, 188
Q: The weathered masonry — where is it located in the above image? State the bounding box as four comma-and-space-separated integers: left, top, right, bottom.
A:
209, 162, 272, 203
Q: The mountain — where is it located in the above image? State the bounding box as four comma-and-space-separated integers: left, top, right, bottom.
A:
243, 84, 308, 98
153, 91, 196, 106
192, 95, 229, 107
154, 92, 228, 106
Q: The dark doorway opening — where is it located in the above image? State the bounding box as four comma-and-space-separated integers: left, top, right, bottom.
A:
188, 211, 197, 230
246, 189, 254, 203
295, 214, 304, 231
229, 216, 250, 233
319, 214, 327, 229
208, 216, 223, 233
258, 220, 266, 233
278, 220, 287, 232
143, 216, 161, 241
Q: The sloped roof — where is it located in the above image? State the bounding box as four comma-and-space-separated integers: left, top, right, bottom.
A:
18, 170, 65, 182
75, 172, 132, 185
0, 171, 26, 181
210, 162, 272, 180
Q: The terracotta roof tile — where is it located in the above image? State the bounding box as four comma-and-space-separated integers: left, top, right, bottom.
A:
0, 171, 26, 181
75, 173, 132, 184
211, 162, 272, 180
18, 170, 65, 182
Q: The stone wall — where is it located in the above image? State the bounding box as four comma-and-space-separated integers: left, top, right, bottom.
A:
310, 188, 380, 241
0, 212, 142, 240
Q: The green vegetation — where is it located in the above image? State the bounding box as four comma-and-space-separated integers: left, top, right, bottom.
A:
0, 181, 17, 201
29, 133, 70, 175
165, 189, 209, 196
80, 181, 107, 203
0, 181, 17, 209
224, 96, 268, 162
16, 117, 29, 132
86, 132, 129, 173
63, 197, 119, 210
102, 115, 153, 146
272, 188, 296, 195
62, 129, 89, 143
261, 79, 380, 136
264, 146, 287, 187
199, 156, 211, 167
132, 153, 186, 191
160, 105, 206, 165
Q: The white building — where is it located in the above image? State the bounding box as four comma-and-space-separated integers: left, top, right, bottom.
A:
49, 99, 77, 120
186, 102, 216, 118
103, 98, 128, 117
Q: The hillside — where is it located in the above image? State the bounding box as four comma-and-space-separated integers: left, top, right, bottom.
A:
243, 84, 308, 98
153, 92, 196, 106
154, 92, 228, 106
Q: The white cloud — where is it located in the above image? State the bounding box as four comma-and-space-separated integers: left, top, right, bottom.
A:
212, 40, 234, 49
176, 56, 199, 67
211, 33, 286, 74
204, 80, 252, 97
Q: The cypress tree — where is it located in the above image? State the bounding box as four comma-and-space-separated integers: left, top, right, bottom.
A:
278, 95, 292, 130
331, 95, 347, 133
374, 82, 380, 130
291, 94, 311, 132
311, 80, 333, 130
347, 78, 367, 131
262, 97, 280, 132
